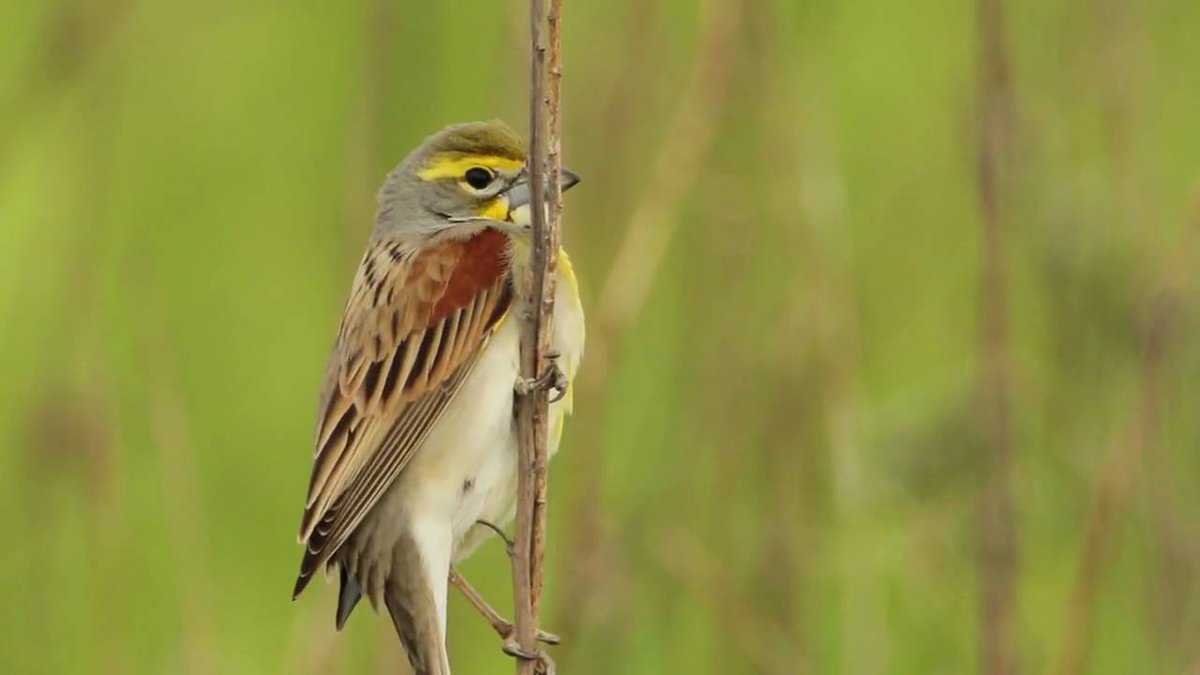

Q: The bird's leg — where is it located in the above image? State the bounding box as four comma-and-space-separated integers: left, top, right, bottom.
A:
448, 568, 561, 647
475, 519, 516, 558
514, 350, 569, 403
465, 520, 561, 646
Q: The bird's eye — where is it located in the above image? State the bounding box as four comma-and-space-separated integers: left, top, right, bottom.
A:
464, 167, 495, 190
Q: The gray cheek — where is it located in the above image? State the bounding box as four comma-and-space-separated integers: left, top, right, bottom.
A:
421, 181, 464, 217
454, 185, 489, 217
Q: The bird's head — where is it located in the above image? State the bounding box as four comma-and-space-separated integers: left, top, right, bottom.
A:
375, 120, 580, 240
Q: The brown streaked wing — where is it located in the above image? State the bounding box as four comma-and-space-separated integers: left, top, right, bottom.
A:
293, 228, 512, 596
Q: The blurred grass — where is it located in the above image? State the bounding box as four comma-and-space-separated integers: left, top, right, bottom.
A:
2, 0, 1199, 673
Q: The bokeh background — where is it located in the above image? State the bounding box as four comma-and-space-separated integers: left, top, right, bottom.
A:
2, 0, 1198, 673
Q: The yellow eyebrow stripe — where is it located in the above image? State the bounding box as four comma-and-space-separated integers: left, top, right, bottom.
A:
418, 154, 525, 180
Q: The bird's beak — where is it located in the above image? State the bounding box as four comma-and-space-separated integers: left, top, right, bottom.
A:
561, 167, 582, 193
504, 167, 582, 225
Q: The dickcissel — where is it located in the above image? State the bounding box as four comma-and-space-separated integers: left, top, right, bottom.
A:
292, 121, 584, 675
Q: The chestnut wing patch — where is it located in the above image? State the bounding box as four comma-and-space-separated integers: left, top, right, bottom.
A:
294, 229, 511, 596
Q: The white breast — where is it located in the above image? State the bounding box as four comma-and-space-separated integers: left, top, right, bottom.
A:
396, 273, 585, 562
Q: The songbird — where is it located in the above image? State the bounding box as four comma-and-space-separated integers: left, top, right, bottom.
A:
292, 121, 584, 675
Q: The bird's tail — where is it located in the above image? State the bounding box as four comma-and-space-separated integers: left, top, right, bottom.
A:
384, 561, 451, 675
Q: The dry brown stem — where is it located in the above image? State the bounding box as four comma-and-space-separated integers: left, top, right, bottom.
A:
1051, 193, 1197, 675
651, 528, 805, 673
512, 0, 563, 672
593, 0, 740, 338
550, 0, 742, 657
975, 0, 1019, 673
1051, 307, 1171, 675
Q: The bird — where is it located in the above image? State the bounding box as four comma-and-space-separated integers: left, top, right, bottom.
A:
291, 120, 584, 675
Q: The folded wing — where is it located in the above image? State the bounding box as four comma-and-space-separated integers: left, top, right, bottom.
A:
294, 228, 512, 597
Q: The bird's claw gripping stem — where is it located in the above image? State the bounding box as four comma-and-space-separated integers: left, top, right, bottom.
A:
514, 350, 568, 403
503, 642, 558, 675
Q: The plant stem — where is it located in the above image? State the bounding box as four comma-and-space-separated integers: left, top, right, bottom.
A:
513, 0, 563, 672
975, 0, 1019, 673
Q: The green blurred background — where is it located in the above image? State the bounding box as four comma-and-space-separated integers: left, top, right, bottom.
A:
2, 0, 1198, 673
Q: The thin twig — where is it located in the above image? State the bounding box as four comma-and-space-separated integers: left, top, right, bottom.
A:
512, 0, 563, 672
651, 528, 806, 673
551, 0, 741, 656
139, 284, 218, 675
975, 0, 1019, 673
339, 0, 395, 252
1051, 191, 1197, 675
593, 0, 740, 338
1051, 307, 1170, 675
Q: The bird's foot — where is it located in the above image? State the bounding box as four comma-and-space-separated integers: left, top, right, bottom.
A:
501, 626, 562, 648
503, 641, 558, 675
514, 351, 568, 403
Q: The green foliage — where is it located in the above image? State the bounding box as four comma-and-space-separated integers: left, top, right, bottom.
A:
2, 0, 1198, 673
